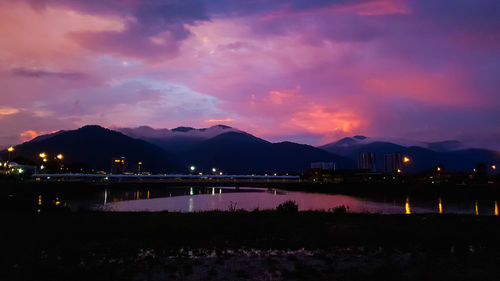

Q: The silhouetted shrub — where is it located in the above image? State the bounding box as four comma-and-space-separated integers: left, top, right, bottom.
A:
329, 205, 349, 214
276, 200, 299, 213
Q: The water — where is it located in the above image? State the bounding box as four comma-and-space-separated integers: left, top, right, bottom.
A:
77, 187, 500, 215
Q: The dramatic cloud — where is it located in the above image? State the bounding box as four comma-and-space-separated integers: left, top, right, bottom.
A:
0, 0, 499, 149
11, 68, 85, 80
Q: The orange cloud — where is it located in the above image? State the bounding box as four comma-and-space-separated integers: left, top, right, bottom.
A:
290, 106, 364, 135
0, 107, 20, 115
19, 130, 41, 142
205, 118, 235, 123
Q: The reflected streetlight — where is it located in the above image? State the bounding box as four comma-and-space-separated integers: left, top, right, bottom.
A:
405, 197, 411, 214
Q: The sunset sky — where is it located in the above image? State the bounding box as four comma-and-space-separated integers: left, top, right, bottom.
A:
1, 0, 499, 149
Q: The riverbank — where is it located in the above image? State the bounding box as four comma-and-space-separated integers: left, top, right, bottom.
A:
3, 211, 500, 280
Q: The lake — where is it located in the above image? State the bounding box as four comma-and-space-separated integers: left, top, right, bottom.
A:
64, 186, 500, 215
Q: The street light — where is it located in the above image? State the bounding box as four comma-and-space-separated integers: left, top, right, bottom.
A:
56, 154, 63, 160
190, 166, 196, 171
403, 156, 410, 163
493, 165, 497, 170
212, 168, 217, 173
138, 162, 142, 174
7, 146, 14, 162
39, 152, 47, 158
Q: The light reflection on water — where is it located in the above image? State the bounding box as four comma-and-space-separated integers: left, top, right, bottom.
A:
91, 187, 500, 215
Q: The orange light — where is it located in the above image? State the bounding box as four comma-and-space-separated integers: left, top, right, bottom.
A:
39, 152, 46, 158
138, 162, 142, 165
7, 146, 14, 152
493, 165, 497, 170
403, 157, 410, 163
114, 159, 121, 163
437, 167, 441, 172
43, 158, 47, 162
405, 197, 411, 214
56, 154, 63, 160
397, 169, 401, 173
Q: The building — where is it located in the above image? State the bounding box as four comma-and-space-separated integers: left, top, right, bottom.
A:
357, 152, 376, 172
111, 157, 126, 174
384, 153, 402, 173
310, 162, 336, 170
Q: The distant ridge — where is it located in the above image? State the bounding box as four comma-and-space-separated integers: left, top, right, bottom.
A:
2, 127, 498, 173
319, 136, 500, 172
4, 125, 182, 173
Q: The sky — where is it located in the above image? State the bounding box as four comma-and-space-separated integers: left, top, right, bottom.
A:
0, 0, 499, 149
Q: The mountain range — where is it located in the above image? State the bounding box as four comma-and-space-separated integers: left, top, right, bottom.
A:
1, 125, 499, 174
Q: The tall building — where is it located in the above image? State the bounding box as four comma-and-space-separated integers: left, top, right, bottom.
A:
111, 157, 126, 174
311, 162, 336, 170
358, 152, 376, 172
384, 153, 402, 173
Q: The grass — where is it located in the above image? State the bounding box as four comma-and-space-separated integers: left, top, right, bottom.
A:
3, 211, 500, 280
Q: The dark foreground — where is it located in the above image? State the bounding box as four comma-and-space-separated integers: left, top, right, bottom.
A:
3, 211, 500, 280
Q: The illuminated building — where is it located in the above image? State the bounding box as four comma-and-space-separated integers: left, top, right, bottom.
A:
357, 152, 376, 172
384, 153, 402, 173
111, 157, 126, 174
310, 162, 336, 170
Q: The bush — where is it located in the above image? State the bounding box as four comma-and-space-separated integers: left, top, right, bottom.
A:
276, 200, 299, 213
329, 205, 349, 214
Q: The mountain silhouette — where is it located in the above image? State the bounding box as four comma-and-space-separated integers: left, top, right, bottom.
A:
183, 131, 353, 174
5, 125, 182, 173
320, 138, 500, 172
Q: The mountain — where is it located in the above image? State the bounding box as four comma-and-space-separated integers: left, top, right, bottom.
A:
320, 137, 500, 172
4, 125, 182, 173
116, 125, 240, 154
183, 131, 353, 174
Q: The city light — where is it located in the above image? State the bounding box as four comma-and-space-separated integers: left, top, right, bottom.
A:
493, 165, 497, 170
138, 162, 142, 165
39, 152, 47, 158
56, 154, 63, 160
403, 156, 410, 163
190, 166, 196, 171
212, 168, 216, 172
437, 167, 441, 172
7, 146, 14, 152
397, 169, 401, 173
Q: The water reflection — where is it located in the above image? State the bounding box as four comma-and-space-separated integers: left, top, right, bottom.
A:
28, 186, 500, 215
405, 197, 411, 214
